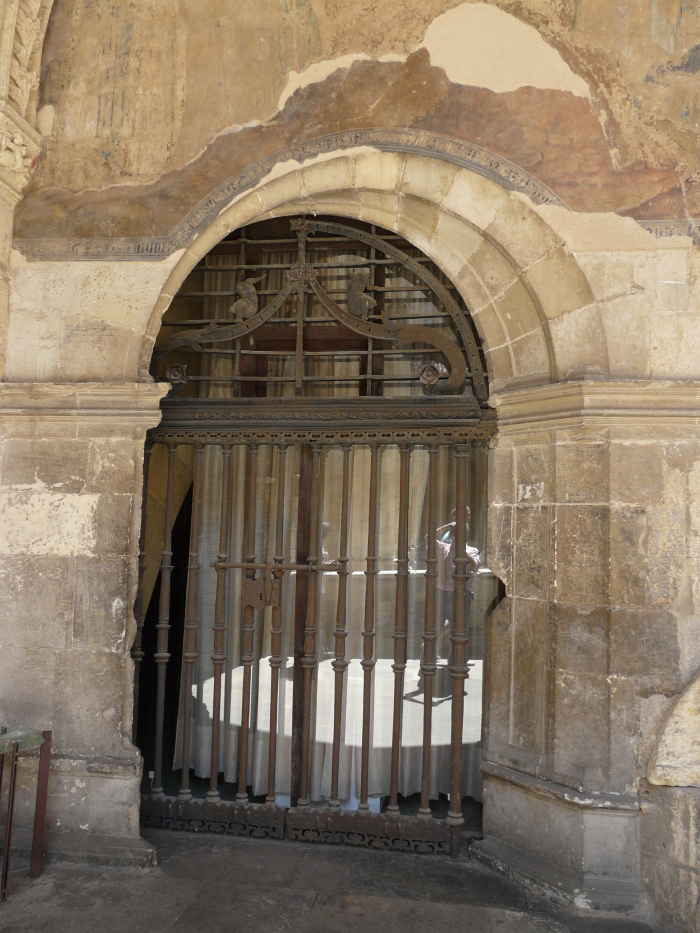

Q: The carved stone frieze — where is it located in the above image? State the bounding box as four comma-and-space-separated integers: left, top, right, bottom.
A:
15, 129, 566, 261
0, 107, 39, 192
148, 396, 496, 447
14, 127, 699, 260
9, 0, 44, 119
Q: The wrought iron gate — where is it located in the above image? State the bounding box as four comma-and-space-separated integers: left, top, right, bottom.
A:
135, 217, 496, 856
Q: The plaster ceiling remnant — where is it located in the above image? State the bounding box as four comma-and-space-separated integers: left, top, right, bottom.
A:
420, 4, 590, 98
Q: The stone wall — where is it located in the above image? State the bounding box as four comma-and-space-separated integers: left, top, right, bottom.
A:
0, 0, 698, 927
480, 381, 700, 919
0, 383, 166, 863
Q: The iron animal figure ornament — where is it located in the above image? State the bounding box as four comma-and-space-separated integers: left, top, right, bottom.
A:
230, 276, 264, 320
153, 223, 470, 394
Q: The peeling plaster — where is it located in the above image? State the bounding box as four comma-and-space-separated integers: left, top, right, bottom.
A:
421, 4, 590, 98
274, 2, 590, 116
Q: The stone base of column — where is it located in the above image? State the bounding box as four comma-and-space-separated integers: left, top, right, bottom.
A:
472, 764, 646, 913
3, 827, 156, 870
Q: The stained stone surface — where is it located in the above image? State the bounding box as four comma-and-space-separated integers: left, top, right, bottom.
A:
0, 831, 659, 933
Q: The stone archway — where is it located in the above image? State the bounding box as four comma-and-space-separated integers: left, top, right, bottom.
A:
141, 148, 607, 394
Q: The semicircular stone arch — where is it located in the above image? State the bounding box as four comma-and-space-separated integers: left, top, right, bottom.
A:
142, 149, 608, 393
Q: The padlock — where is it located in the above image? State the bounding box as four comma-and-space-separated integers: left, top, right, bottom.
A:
243, 577, 281, 608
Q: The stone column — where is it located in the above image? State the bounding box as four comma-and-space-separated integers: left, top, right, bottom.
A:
475, 380, 700, 912
0, 382, 167, 865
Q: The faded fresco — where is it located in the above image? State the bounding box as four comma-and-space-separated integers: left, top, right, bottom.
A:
16, 0, 700, 238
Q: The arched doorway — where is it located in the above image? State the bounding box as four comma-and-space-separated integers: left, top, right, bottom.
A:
134, 214, 499, 855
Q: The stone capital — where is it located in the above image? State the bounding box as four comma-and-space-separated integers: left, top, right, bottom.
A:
0, 381, 171, 435
490, 379, 700, 434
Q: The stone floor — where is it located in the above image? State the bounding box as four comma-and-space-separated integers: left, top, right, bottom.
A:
0, 830, 661, 933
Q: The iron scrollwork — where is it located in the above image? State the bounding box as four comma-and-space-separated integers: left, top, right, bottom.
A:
154, 217, 484, 398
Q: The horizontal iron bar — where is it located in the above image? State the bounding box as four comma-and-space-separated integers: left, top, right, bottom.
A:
214, 561, 340, 572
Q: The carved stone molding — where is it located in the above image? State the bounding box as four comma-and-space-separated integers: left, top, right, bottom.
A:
148, 395, 497, 447
0, 381, 169, 433
0, 101, 40, 195
490, 379, 700, 431
14, 128, 566, 262
15, 128, 699, 261
0, 0, 53, 197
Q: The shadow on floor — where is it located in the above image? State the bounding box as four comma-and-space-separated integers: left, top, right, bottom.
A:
0, 829, 661, 933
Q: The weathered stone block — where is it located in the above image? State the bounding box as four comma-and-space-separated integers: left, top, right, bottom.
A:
510, 596, 547, 753
609, 675, 636, 792
641, 786, 700, 933
86, 438, 136, 493
482, 775, 583, 879
53, 649, 125, 757
485, 597, 511, 752
0, 438, 88, 491
554, 671, 609, 787
354, 151, 403, 193
555, 440, 609, 505
492, 281, 542, 342
400, 153, 459, 203
442, 169, 510, 232
0, 646, 56, 729
554, 505, 609, 605
0, 489, 98, 557
465, 239, 518, 299
74, 556, 128, 651
609, 506, 648, 607
610, 608, 680, 686
472, 303, 508, 352
484, 196, 562, 270
95, 493, 133, 554
513, 506, 550, 598
510, 330, 551, 380
488, 443, 513, 505
549, 303, 609, 379
525, 246, 595, 320
516, 445, 550, 505
486, 504, 512, 589
552, 604, 608, 676
455, 262, 492, 315
299, 156, 355, 197
610, 442, 663, 506
0, 555, 75, 649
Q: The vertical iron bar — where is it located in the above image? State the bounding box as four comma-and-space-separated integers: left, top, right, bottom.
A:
236, 444, 259, 802
29, 731, 52, 878
0, 742, 19, 901
266, 444, 288, 806
359, 443, 380, 811
131, 440, 153, 746
294, 223, 307, 397
152, 442, 176, 798
297, 443, 321, 809
388, 443, 410, 815
419, 445, 439, 818
208, 444, 233, 800
329, 444, 351, 810
448, 444, 470, 855
179, 444, 205, 800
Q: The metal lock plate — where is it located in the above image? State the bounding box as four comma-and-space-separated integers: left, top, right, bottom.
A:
243, 578, 281, 609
